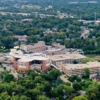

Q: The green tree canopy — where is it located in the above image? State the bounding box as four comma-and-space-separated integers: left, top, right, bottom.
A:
73, 95, 88, 100
83, 68, 90, 78
73, 82, 82, 91
37, 95, 50, 100
4, 74, 14, 83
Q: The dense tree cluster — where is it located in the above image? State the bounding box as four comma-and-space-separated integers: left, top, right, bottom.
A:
0, 69, 79, 100
0, 69, 99, 100
0, 0, 100, 54
0, 13, 100, 54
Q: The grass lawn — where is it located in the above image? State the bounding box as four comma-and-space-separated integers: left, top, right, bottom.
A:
81, 57, 95, 64
86, 54, 100, 61
81, 54, 100, 64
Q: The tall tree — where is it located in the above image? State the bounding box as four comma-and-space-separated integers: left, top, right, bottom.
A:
4, 74, 14, 83
73, 95, 88, 100
83, 68, 90, 78
37, 95, 50, 100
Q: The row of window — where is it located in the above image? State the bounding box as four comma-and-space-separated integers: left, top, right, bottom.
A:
63, 67, 100, 75
19, 62, 26, 66
28, 46, 46, 50
55, 59, 82, 64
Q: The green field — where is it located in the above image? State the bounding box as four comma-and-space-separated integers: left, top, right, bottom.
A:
86, 55, 100, 61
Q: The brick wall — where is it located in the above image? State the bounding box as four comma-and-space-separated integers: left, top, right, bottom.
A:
41, 60, 50, 71
41, 60, 46, 71
26, 62, 30, 70
13, 57, 18, 69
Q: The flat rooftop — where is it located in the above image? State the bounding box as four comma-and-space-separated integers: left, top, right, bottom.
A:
63, 61, 100, 70
46, 48, 63, 52
50, 53, 87, 61
10, 50, 49, 62
18, 55, 49, 62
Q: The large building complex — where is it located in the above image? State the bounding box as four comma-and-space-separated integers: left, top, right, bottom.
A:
20, 41, 47, 53
10, 49, 51, 73
50, 53, 86, 70
20, 41, 66, 55
62, 61, 100, 76
46, 42, 66, 55
9, 41, 88, 73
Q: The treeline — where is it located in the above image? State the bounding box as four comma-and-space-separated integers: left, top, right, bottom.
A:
0, 69, 75, 100
0, 35, 16, 49
0, 68, 100, 100
1, 2, 100, 54
0, 13, 100, 54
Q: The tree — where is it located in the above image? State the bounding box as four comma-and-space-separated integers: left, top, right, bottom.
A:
0, 92, 11, 100
28, 88, 41, 100
73, 95, 88, 100
18, 41, 21, 47
44, 81, 51, 92
20, 95, 31, 100
50, 84, 74, 99
2, 36, 14, 49
27, 35, 38, 44
40, 33, 44, 37
56, 97, 60, 100
49, 69, 61, 81
73, 60, 78, 64
0, 62, 2, 66
11, 95, 31, 100
26, 70, 38, 79
86, 81, 100, 100
73, 82, 81, 91
4, 74, 14, 82
68, 76, 75, 82
3, 67, 6, 70
34, 76, 44, 84
76, 77, 81, 82
68, 75, 81, 82
83, 68, 90, 78
64, 85, 74, 95
11, 95, 19, 100
37, 95, 50, 100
